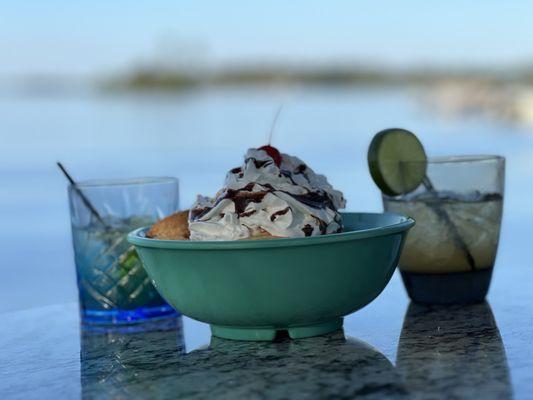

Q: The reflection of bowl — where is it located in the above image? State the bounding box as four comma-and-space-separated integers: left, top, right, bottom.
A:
177, 332, 402, 398
128, 212, 413, 341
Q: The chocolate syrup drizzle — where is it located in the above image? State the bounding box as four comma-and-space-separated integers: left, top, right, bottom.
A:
190, 156, 344, 236
245, 158, 273, 169
302, 224, 314, 237
270, 207, 290, 222
191, 183, 266, 221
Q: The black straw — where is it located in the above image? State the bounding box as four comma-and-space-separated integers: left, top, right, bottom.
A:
422, 176, 476, 271
56, 162, 109, 228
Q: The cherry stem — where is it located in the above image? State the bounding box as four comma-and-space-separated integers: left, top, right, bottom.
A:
267, 105, 283, 145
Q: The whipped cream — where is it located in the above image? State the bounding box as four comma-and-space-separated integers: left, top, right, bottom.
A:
189, 148, 346, 241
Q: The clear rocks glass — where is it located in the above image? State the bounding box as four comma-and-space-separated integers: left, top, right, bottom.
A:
383, 156, 505, 304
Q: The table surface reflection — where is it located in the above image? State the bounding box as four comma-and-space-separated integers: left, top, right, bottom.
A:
1, 263, 532, 399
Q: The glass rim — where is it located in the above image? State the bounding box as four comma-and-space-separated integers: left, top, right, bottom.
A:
429, 155, 504, 164
399, 155, 505, 165
72, 176, 178, 189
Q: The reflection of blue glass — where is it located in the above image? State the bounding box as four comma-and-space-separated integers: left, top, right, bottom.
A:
80, 316, 185, 398
397, 302, 512, 399
79, 329, 405, 398
68, 177, 180, 325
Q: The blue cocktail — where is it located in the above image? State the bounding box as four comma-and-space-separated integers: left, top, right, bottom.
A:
68, 177, 179, 325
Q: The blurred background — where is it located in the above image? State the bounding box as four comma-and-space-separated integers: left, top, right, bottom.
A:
1, 1, 532, 313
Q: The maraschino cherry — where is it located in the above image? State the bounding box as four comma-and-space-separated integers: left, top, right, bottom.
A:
258, 145, 282, 167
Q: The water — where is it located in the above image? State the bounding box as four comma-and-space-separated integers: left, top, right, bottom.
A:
1, 86, 533, 312
384, 192, 503, 273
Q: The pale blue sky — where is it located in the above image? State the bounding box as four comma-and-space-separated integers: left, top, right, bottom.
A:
1, 1, 532, 76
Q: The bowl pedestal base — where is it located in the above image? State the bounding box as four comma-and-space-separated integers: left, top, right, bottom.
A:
210, 318, 343, 341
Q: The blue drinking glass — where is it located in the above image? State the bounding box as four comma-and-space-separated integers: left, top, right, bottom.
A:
68, 177, 180, 325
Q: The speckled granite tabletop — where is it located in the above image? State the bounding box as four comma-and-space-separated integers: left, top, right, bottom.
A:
1, 231, 532, 399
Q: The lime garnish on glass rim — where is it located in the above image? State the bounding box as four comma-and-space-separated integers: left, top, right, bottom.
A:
367, 128, 427, 196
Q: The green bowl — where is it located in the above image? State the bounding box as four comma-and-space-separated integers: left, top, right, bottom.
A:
128, 212, 414, 341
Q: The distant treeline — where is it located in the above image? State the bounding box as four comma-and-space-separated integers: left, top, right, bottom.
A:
103, 66, 533, 91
